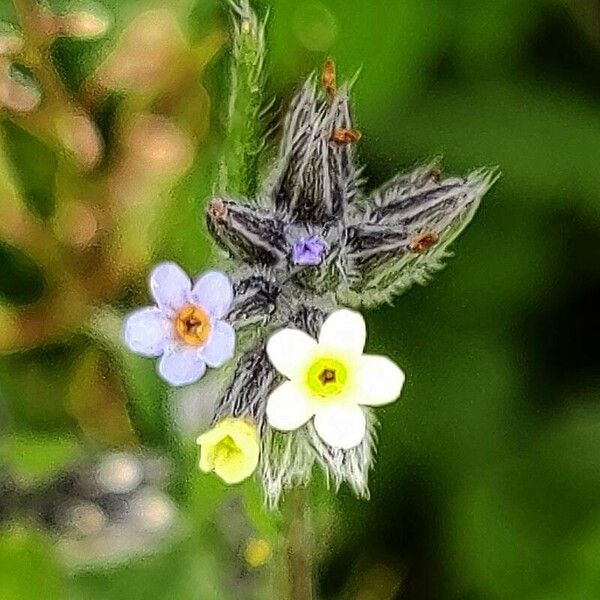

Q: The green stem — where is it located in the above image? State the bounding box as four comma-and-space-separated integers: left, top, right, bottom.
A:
276, 487, 314, 600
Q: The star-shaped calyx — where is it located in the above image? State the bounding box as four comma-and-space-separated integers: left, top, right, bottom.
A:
206, 60, 497, 309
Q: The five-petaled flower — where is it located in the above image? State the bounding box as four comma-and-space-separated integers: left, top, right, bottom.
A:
123, 262, 236, 386
197, 418, 260, 484
266, 309, 405, 449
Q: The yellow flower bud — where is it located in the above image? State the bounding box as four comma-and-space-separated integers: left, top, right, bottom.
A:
197, 418, 259, 485
243, 538, 271, 568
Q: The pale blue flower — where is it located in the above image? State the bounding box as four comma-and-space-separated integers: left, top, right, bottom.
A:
124, 262, 235, 386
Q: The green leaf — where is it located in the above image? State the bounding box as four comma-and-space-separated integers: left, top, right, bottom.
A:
1, 121, 57, 220
0, 432, 82, 484
0, 527, 64, 599
0, 241, 45, 306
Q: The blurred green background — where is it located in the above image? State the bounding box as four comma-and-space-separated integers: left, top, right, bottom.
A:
0, 0, 599, 598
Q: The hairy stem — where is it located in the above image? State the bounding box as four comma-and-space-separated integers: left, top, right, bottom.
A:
219, 0, 267, 197
275, 487, 314, 600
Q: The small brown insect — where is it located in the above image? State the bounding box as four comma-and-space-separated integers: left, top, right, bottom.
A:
409, 232, 439, 253
330, 127, 362, 145
209, 198, 228, 221
322, 58, 336, 99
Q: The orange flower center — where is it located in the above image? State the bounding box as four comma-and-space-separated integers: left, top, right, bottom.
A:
174, 305, 212, 346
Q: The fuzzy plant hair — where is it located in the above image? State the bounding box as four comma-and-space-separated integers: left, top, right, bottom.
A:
207, 2, 498, 508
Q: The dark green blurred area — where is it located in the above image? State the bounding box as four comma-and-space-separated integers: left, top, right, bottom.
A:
0, 0, 599, 598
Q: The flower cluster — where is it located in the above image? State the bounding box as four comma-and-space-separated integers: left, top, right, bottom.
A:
124, 61, 496, 506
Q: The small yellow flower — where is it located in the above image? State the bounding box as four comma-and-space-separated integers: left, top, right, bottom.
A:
197, 418, 259, 485
243, 537, 271, 568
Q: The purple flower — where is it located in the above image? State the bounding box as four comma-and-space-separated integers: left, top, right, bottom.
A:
292, 236, 326, 266
123, 262, 236, 386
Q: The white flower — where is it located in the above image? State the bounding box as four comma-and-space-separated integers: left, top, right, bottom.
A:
123, 262, 236, 386
265, 309, 404, 449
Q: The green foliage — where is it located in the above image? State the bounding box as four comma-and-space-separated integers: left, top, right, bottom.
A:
0, 527, 64, 600
0, 433, 81, 483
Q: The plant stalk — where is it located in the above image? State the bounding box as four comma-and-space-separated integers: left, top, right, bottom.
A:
275, 487, 314, 600
220, 0, 267, 197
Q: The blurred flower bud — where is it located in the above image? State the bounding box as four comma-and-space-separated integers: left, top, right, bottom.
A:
60, 500, 108, 536
95, 453, 143, 495
129, 489, 176, 532
0, 61, 41, 112
95, 10, 187, 92
58, 7, 110, 39
126, 115, 192, 174
57, 114, 103, 169
54, 202, 98, 249
109, 114, 193, 203
0, 33, 23, 56
244, 538, 271, 568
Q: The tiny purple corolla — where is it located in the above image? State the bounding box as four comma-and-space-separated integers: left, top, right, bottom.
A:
292, 236, 326, 266
123, 262, 236, 386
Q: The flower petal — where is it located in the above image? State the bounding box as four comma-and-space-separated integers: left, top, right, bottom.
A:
313, 403, 366, 449
123, 307, 171, 357
318, 309, 366, 355
229, 420, 260, 456
215, 451, 258, 485
198, 441, 216, 473
191, 271, 233, 319
158, 346, 206, 386
266, 382, 314, 431
201, 320, 236, 368
197, 419, 259, 484
266, 328, 317, 380
355, 354, 405, 406
150, 262, 191, 312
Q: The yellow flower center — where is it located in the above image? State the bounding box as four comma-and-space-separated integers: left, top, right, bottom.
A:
174, 305, 211, 346
214, 435, 242, 464
306, 356, 348, 397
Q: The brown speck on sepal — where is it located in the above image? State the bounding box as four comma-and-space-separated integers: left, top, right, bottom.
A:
206, 197, 288, 265
322, 57, 336, 99
330, 127, 361, 145
428, 168, 442, 184
208, 198, 228, 220
409, 232, 439, 254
